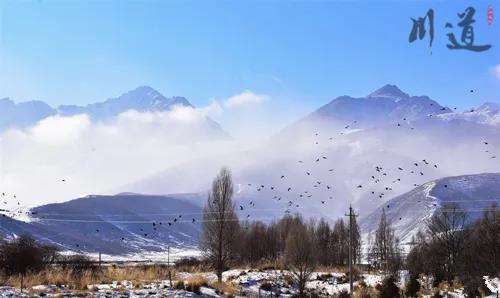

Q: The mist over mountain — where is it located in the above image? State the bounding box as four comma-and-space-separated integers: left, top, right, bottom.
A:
0, 86, 226, 134
125, 84, 500, 223
1, 84, 499, 253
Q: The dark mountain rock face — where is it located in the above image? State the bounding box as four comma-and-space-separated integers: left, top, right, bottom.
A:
0, 193, 203, 254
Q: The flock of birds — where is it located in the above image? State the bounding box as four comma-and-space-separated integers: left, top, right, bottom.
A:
0, 95, 499, 251
237, 100, 499, 219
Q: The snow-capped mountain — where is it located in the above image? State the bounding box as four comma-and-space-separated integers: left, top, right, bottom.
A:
0, 98, 54, 131
302, 84, 452, 127
0, 193, 204, 254
359, 173, 500, 244
124, 84, 500, 224
0, 86, 227, 135
436, 102, 500, 127
57, 86, 193, 120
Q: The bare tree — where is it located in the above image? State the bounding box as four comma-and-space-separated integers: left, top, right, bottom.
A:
350, 214, 362, 265
284, 219, 316, 297
199, 167, 239, 282
426, 203, 468, 282
370, 209, 401, 273
331, 218, 348, 266
314, 218, 331, 266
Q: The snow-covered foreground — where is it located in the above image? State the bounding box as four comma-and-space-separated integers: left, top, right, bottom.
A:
0, 269, 382, 297
0, 271, 497, 297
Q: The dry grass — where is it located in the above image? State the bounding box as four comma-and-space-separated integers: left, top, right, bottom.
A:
104, 265, 174, 282
435, 279, 464, 296
255, 259, 285, 271
1, 270, 98, 290
0, 265, 178, 291
175, 274, 208, 294
174, 263, 209, 273
353, 282, 379, 298
211, 281, 238, 297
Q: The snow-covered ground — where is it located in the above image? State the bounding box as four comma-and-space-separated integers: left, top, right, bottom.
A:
0, 270, 497, 297
86, 247, 201, 263
0, 269, 383, 297
485, 276, 500, 298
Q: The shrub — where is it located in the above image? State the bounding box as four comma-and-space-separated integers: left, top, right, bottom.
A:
405, 275, 420, 297
344, 266, 361, 282
260, 282, 273, 291
355, 280, 372, 298
317, 273, 333, 281
174, 280, 185, 290
0, 235, 57, 276
377, 275, 400, 298
175, 257, 202, 268
185, 275, 208, 294
60, 254, 99, 277
356, 287, 372, 298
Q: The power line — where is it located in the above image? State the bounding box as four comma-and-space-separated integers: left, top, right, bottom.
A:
21, 207, 288, 217
29, 215, 284, 224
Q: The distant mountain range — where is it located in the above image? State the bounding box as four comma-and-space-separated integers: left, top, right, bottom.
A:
57, 86, 192, 119
0, 86, 225, 134
0, 98, 54, 131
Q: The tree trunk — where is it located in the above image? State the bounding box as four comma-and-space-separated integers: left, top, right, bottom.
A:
217, 270, 222, 283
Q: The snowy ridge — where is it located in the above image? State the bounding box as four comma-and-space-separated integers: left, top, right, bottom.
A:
360, 173, 500, 244
436, 103, 500, 127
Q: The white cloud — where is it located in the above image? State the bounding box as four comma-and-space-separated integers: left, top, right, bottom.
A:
491, 64, 500, 80
223, 90, 269, 108
0, 107, 234, 208
117, 102, 221, 126
29, 114, 91, 145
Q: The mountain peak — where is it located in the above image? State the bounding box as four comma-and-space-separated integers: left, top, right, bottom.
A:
367, 84, 409, 100
56, 86, 194, 119
128, 85, 161, 96
477, 102, 500, 113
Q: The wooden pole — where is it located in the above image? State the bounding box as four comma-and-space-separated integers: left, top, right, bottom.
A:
168, 246, 172, 287
345, 205, 354, 294
349, 205, 353, 293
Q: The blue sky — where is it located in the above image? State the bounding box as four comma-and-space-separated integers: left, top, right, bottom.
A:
0, 0, 498, 122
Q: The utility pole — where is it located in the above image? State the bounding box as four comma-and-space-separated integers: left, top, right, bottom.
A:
345, 204, 357, 294
167, 246, 172, 287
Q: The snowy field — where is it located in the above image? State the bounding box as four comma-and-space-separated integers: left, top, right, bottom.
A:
0, 270, 497, 297
87, 248, 201, 263
0, 269, 381, 297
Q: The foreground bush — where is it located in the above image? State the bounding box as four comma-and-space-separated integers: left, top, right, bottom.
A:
0, 235, 57, 276
59, 254, 100, 277
377, 275, 400, 298
184, 274, 208, 294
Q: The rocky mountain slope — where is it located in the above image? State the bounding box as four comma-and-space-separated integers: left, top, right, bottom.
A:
359, 172, 500, 243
